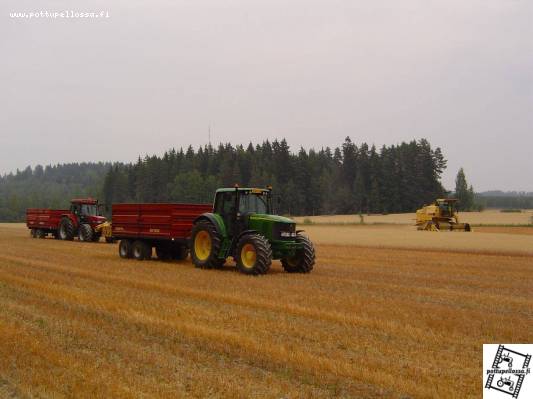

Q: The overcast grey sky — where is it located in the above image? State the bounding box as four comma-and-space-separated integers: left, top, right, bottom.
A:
1, 0, 532, 191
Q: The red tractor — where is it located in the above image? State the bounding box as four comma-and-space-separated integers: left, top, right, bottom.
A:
27, 198, 107, 242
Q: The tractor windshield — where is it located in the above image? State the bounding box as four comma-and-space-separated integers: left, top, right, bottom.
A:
239, 192, 270, 214
80, 204, 99, 216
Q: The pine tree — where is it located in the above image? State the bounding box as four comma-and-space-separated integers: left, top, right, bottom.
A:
455, 168, 474, 211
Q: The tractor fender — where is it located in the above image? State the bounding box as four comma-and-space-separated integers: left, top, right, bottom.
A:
236, 229, 259, 242
296, 230, 305, 234
60, 213, 79, 228
193, 213, 227, 238
231, 230, 260, 256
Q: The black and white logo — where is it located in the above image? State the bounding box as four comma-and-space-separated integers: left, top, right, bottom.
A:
484, 344, 532, 398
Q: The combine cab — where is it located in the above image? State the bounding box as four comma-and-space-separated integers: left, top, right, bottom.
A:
415, 198, 471, 232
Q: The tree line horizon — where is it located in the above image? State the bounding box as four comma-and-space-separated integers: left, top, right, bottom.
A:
0, 137, 531, 221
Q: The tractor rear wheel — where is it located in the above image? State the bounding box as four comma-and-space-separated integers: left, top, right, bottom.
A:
78, 224, 94, 242
190, 221, 223, 269
236, 234, 272, 275
132, 240, 151, 260
59, 218, 75, 241
281, 234, 315, 273
119, 239, 133, 258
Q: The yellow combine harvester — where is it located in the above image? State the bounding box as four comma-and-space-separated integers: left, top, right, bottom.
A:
415, 198, 471, 232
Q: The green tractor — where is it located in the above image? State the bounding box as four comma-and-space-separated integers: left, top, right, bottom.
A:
190, 186, 315, 275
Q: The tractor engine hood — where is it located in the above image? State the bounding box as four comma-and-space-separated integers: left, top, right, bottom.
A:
248, 214, 297, 240
86, 215, 107, 225
248, 214, 294, 224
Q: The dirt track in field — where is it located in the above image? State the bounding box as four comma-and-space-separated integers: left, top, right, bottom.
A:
0, 223, 531, 398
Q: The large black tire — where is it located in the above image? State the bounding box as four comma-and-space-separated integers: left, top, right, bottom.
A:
281, 234, 315, 273
235, 234, 272, 275
132, 240, 151, 261
78, 224, 94, 242
59, 218, 75, 241
190, 221, 223, 269
119, 239, 133, 258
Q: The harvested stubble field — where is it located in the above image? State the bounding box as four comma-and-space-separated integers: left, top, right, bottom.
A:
0, 223, 532, 398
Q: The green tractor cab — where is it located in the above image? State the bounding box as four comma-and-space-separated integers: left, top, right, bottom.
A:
190, 186, 315, 275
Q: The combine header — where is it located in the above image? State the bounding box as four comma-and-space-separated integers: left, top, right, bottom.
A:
415, 198, 471, 232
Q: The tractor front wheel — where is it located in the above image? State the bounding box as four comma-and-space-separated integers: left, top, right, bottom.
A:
236, 234, 272, 275
78, 224, 94, 242
190, 221, 223, 269
59, 218, 75, 241
281, 234, 315, 273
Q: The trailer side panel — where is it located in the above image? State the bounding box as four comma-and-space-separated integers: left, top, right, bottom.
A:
26, 209, 67, 231
112, 203, 212, 241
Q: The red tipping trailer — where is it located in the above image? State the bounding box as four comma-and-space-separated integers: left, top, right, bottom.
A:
26, 209, 67, 238
112, 203, 212, 261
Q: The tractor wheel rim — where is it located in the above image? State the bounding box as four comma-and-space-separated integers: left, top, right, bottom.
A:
241, 243, 256, 268
194, 231, 211, 261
